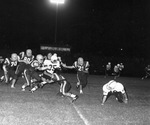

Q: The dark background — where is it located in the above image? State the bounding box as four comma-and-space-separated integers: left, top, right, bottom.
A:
0, 0, 150, 76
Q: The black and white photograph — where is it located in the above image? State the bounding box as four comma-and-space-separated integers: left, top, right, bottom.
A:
0, 0, 149, 124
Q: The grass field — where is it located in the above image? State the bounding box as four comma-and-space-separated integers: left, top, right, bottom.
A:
0, 72, 149, 125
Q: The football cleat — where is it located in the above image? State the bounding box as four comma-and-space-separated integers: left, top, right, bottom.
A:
101, 103, 104, 106
76, 82, 80, 89
30, 89, 34, 93
11, 85, 15, 88
30, 87, 37, 93
80, 90, 83, 94
21, 88, 25, 91
76, 84, 79, 89
124, 99, 128, 104
72, 95, 79, 103
0, 76, 4, 82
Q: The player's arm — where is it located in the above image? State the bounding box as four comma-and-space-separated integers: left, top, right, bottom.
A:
18, 52, 25, 62
62, 64, 75, 69
101, 84, 110, 105
29, 55, 35, 64
122, 92, 128, 104
37, 66, 49, 71
63, 65, 74, 69
101, 95, 107, 105
83, 61, 90, 73
63, 61, 77, 69
2, 58, 9, 73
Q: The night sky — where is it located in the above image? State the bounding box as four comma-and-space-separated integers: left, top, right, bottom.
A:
0, 0, 150, 58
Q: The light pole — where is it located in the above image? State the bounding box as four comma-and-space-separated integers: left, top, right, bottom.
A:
50, 0, 65, 44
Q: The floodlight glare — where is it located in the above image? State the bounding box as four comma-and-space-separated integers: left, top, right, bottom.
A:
50, 0, 65, 4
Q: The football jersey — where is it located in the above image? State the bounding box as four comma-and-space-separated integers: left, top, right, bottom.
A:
73, 61, 89, 72
103, 80, 125, 95
18, 52, 34, 64
3, 58, 18, 70
114, 65, 119, 73
43, 59, 61, 74
145, 66, 150, 71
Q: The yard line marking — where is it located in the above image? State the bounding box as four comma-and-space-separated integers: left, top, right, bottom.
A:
71, 102, 90, 125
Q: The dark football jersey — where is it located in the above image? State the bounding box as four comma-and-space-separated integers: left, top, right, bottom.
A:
18, 52, 34, 64
73, 61, 89, 72
3, 58, 18, 70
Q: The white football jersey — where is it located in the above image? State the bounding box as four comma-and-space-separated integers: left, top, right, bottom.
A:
43, 59, 61, 74
103, 80, 125, 95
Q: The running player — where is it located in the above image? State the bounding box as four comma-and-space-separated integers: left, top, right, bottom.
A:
141, 64, 150, 80
63, 57, 90, 94
105, 62, 112, 78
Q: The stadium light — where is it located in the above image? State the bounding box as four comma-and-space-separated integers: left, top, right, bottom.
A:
50, 0, 65, 4
49, 0, 65, 44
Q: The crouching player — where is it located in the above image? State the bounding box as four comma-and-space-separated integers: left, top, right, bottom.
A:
101, 80, 128, 105
2, 53, 18, 86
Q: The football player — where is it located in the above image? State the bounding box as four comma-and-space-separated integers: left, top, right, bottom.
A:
43, 53, 52, 60
63, 57, 90, 94
112, 64, 120, 79
21, 54, 44, 91
11, 49, 34, 88
118, 63, 124, 76
2, 53, 18, 86
105, 62, 112, 78
101, 80, 128, 105
141, 64, 150, 80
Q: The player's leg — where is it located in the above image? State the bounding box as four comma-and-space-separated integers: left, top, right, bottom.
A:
114, 91, 128, 103
77, 72, 88, 94
114, 92, 124, 103
30, 72, 52, 92
9, 69, 17, 88
101, 95, 107, 105
15, 63, 26, 77
77, 72, 83, 94
0, 75, 5, 82
3, 69, 9, 83
122, 92, 128, 103
11, 63, 26, 88
104, 69, 107, 78
76, 73, 80, 89
61, 80, 78, 102
114, 72, 119, 79
22, 69, 31, 91
10, 73, 18, 88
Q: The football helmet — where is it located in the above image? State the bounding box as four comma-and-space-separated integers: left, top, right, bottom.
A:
77, 57, 84, 65
11, 53, 18, 61
51, 54, 58, 62
26, 49, 32, 57
108, 62, 111, 65
47, 53, 52, 60
36, 54, 43, 63
108, 80, 116, 90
